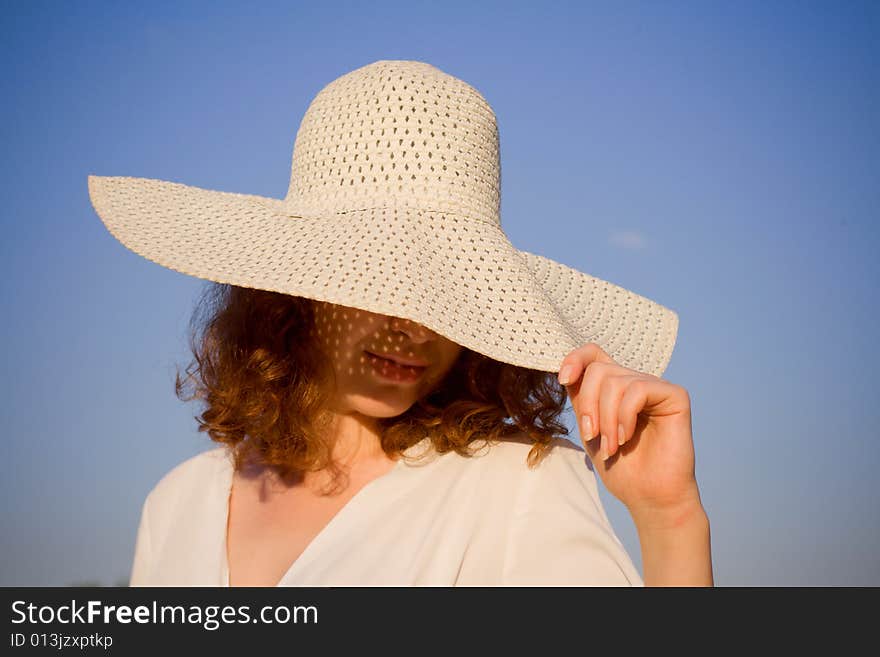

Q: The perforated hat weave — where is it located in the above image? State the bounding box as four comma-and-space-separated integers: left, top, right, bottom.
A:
87, 59, 679, 377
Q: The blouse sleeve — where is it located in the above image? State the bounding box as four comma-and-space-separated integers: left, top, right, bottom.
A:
128, 493, 153, 586
501, 440, 644, 586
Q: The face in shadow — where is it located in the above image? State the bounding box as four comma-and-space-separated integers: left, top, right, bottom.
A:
310, 301, 463, 419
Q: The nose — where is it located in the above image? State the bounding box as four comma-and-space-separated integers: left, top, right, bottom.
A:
389, 316, 435, 343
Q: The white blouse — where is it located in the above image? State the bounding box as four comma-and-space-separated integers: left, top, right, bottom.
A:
129, 436, 644, 586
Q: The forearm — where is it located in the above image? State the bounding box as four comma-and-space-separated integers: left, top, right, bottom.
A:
630, 501, 714, 587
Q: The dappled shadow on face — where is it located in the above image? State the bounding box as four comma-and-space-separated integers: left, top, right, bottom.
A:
307, 300, 463, 398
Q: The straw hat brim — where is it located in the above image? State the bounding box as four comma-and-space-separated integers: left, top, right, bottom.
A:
88, 175, 678, 377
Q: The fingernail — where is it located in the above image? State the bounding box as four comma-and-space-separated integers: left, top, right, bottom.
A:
581, 415, 593, 439
618, 424, 626, 446
558, 365, 572, 385
600, 434, 608, 460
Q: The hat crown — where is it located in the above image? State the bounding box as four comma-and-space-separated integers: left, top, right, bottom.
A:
284, 60, 502, 226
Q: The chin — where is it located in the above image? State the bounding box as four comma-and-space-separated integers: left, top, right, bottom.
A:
349, 395, 416, 419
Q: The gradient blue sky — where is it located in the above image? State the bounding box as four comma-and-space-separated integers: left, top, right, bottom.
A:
2, 0, 877, 586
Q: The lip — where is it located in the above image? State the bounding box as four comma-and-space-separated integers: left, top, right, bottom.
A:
366, 351, 429, 368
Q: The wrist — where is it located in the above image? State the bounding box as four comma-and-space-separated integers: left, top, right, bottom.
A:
628, 489, 707, 534
637, 510, 713, 586
629, 494, 714, 587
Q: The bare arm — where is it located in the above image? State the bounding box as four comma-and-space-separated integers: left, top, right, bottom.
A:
630, 497, 714, 587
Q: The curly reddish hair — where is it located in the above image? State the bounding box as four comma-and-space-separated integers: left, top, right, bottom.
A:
175, 283, 571, 492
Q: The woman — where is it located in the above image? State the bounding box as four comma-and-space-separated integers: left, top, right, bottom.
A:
88, 59, 712, 586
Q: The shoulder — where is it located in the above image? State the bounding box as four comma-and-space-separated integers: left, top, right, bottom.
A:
466, 434, 607, 525
478, 433, 592, 479
497, 434, 599, 495
143, 446, 231, 509
131, 446, 232, 585
492, 436, 642, 585
412, 433, 593, 493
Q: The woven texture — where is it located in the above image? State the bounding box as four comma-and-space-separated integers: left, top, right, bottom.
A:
87, 60, 678, 377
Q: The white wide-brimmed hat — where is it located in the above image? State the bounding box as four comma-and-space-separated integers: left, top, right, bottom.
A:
87, 59, 678, 377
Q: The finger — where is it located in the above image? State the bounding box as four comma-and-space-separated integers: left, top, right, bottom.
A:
575, 360, 606, 444
581, 427, 602, 465
557, 342, 617, 387
597, 373, 630, 461
617, 378, 651, 449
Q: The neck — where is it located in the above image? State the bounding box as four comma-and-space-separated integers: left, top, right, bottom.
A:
291, 411, 394, 493
322, 412, 388, 467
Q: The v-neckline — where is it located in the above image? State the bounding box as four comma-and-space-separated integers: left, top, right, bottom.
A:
219, 447, 414, 587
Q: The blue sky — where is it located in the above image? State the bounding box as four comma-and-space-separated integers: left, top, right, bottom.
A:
1, 0, 877, 586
